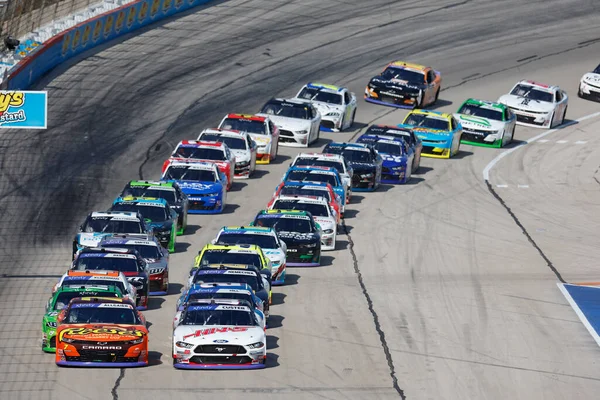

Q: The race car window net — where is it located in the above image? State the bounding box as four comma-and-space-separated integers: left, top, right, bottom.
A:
65, 306, 138, 325
510, 84, 553, 102
180, 308, 258, 327
83, 219, 144, 234
200, 252, 262, 269
260, 101, 310, 120
216, 233, 278, 249
273, 200, 328, 217
280, 186, 332, 202
73, 257, 141, 273
297, 87, 342, 105
193, 274, 260, 291
200, 134, 247, 150
372, 141, 405, 156
458, 104, 503, 121
54, 291, 120, 310
220, 118, 266, 135
101, 243, 161, 259
173, 147, 226, 160
122, 187, 176, 203
287, 170, 337, 186
293, 158, 344, 174
110, 204, 169, 222
404, 114, 450, 131
254, 216, 314, 234
163, 167, 217, 182
187, 292, 253, 305
381, 67, 425, 83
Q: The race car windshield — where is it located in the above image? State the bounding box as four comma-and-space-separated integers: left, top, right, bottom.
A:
122, 187, 176, 203
54, 291, 120, 310
341, 149, 373, 163
180, 308, 257, 326
101, 243, 161, 259
365, 127, 412, 142
61, 279, 127, 294
372, 142, 404, 155
404, 114, 450, 131
260, 101, 310, 120
73, 257, 141, 273
187, 292, 252, 305
297, 87, 342, 105
83, 218, 144, 234
287, 170, 337, 186
220, 118, 266, 135
280, 186, 332, 202
200, 134, 247, 150
173, 146, 226, 160
65, 306, 138, 324
110, 204, 169, 222
293, 158, 344, 173
163, 167, 217, 182
272, 200, 328, 217
254, 216, 314, 233
216, 233, 278, 249
458, 104, 504, 121
193, 274, 260, 291
381, 67, 425, 84
510, 84, 554, 102
200, 252, 262, 269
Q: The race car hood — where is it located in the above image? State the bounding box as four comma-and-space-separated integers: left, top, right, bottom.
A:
498, 94, 554, 112
582, 72, 600, 85
177, 181, 222, 195
262, 248, 286, 263
147, 220, 174, 232
174, 325, 264, 345
145, 258, 168, 273
311, 102, 344, 118
231, 149, 251, 163
259, 114, 311, 132
76, 232, 111, 247
368, 76, 423, 92
249, 134, 272, 148
454, 114, 506, 132
313, 217, 335, 231
277, 230, 320, 244
380, 153, 408, 167
411, 127, 453, 139
57, 324, 147, 342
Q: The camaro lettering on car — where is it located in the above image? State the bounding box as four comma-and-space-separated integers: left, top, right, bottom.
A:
183, 327, 249, 339
81, 345, 124, 350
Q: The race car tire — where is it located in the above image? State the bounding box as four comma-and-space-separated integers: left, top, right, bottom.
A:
433, 87, 440, 105
350, 110, 356, 130
549, 111, 556, 129
509, 125, 516, 144
578, 85, 584, 98
315, 126, 320, 143
561, 106, 568, 125
416, 90, 424, 108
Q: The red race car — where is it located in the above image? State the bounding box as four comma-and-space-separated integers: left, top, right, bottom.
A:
218, 114, 280, 164
162, 140, 235, 191
268, 180, 342, 223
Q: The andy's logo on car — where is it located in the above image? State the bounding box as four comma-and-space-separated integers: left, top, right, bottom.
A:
59, 327, 145, 341
0, 92, 26, 124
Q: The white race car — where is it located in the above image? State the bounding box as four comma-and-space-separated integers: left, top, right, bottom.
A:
498, 80, 568, 129
294, 82, 357, 132
257, 98, 321, 147
172, 300, 267, 369
217, 114, 280, 164
212, 226, 287, 286
291, 152, 353, 203
269, 195, 337, 251
578, 63, 600, 102
197, 128, 257, 179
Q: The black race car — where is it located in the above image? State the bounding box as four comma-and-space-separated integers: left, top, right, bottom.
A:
322, 142, 383, 192
70, 247, 150, 310
251, 210, 321, 267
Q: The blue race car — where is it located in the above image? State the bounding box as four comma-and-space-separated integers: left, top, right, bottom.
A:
322, 142, 383, 192
280, 166, 346, 209
363, 124, 422, 172
356, 134, 414, 184
401, 110, 462, 159
161, 160, 227, 214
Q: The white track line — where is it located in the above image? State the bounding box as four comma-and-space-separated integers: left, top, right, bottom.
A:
483, 111, 600, 181
557, 283, 600, 347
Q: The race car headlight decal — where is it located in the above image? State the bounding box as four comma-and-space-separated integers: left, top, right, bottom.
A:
302, 242, 318, 248
296, 130, 309, 135
360, 173, 374, 179
323, 229, 334, 234
129, 338, 144, 345
175, 341, 194, 349
46, 321, 57, 328
325, 111, 341, 117
391, 166, 406, 171
271, 260, 281, 267
62, 337, 75, 343
247, 341, 265, 349
149, 267, 165, 275
236, 160, 250, 167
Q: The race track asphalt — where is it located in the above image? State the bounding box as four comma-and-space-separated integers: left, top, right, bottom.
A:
1, 0, 600, 399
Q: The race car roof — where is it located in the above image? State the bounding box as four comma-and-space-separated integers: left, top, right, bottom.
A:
202, 244, 261, 252
114, 197, 169, 207
177, 140, 226, 149
59, 284, 119, 292
257, 210, 312, 219
295, 152, 345, 160
327, 142, 370, 152
359, 134, 405, 145
194, 282, 254, 290
305, 82, 345, 93
283, 180, 331, 188
195, 269, 257, 276
408, 109, 452, 120
462, 98, 507, 110
185, 304, 252, 312
188, 286, 253, 295
225, 113, 267, 122
199, 128, 249, 139
220, 226, 276, 235
89, 211, 140, 220
66, 270, 121, 277
166, 161, 219, 170
289, 166, 338, 174
100, 238, 159, 247
273, 195, 329, 205
129, 180, 175, 188
78, 252, 138, 259
518, 79, 557, 92
270, 97, 312, 106
369, 125, 413, 135
389, 61, 428, 72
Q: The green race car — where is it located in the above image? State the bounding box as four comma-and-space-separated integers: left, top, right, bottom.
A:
41, 285, 124, 353
454, 98, 517, 148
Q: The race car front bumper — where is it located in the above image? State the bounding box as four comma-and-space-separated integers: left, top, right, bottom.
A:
364, 87, 419, 109
461, 129, 503, 148
57, 360, 148, 367
579, 81, 600, 101
509, 107, 552, 128
320, 117, 342, 132
352, 171, 378, 192
278, 129, 311, 147
286, 244, 320, 267
149, 270, 169, 296
270, 262, 286, 285
320, 232, 336, 251
234, 161, 252, 179
187, 196, 224, 214
56, 346, 148, 367
173, 346, 266, 369
381, 166, 409, 184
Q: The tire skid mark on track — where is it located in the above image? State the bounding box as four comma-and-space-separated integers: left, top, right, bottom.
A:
111, 369, 125, 400
341, 219, 406, 399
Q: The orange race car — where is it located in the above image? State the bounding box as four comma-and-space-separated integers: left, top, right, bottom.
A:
55, 297, 148, 367
364, 61, 442, 109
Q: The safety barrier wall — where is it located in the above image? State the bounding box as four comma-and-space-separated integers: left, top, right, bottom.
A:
3, 0, 215, 90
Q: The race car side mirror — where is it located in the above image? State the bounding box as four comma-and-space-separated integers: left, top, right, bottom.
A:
210, 238, 217, 244
57, 310, 66, 323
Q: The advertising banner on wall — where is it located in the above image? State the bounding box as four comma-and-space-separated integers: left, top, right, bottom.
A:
0, 91, 47, 129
